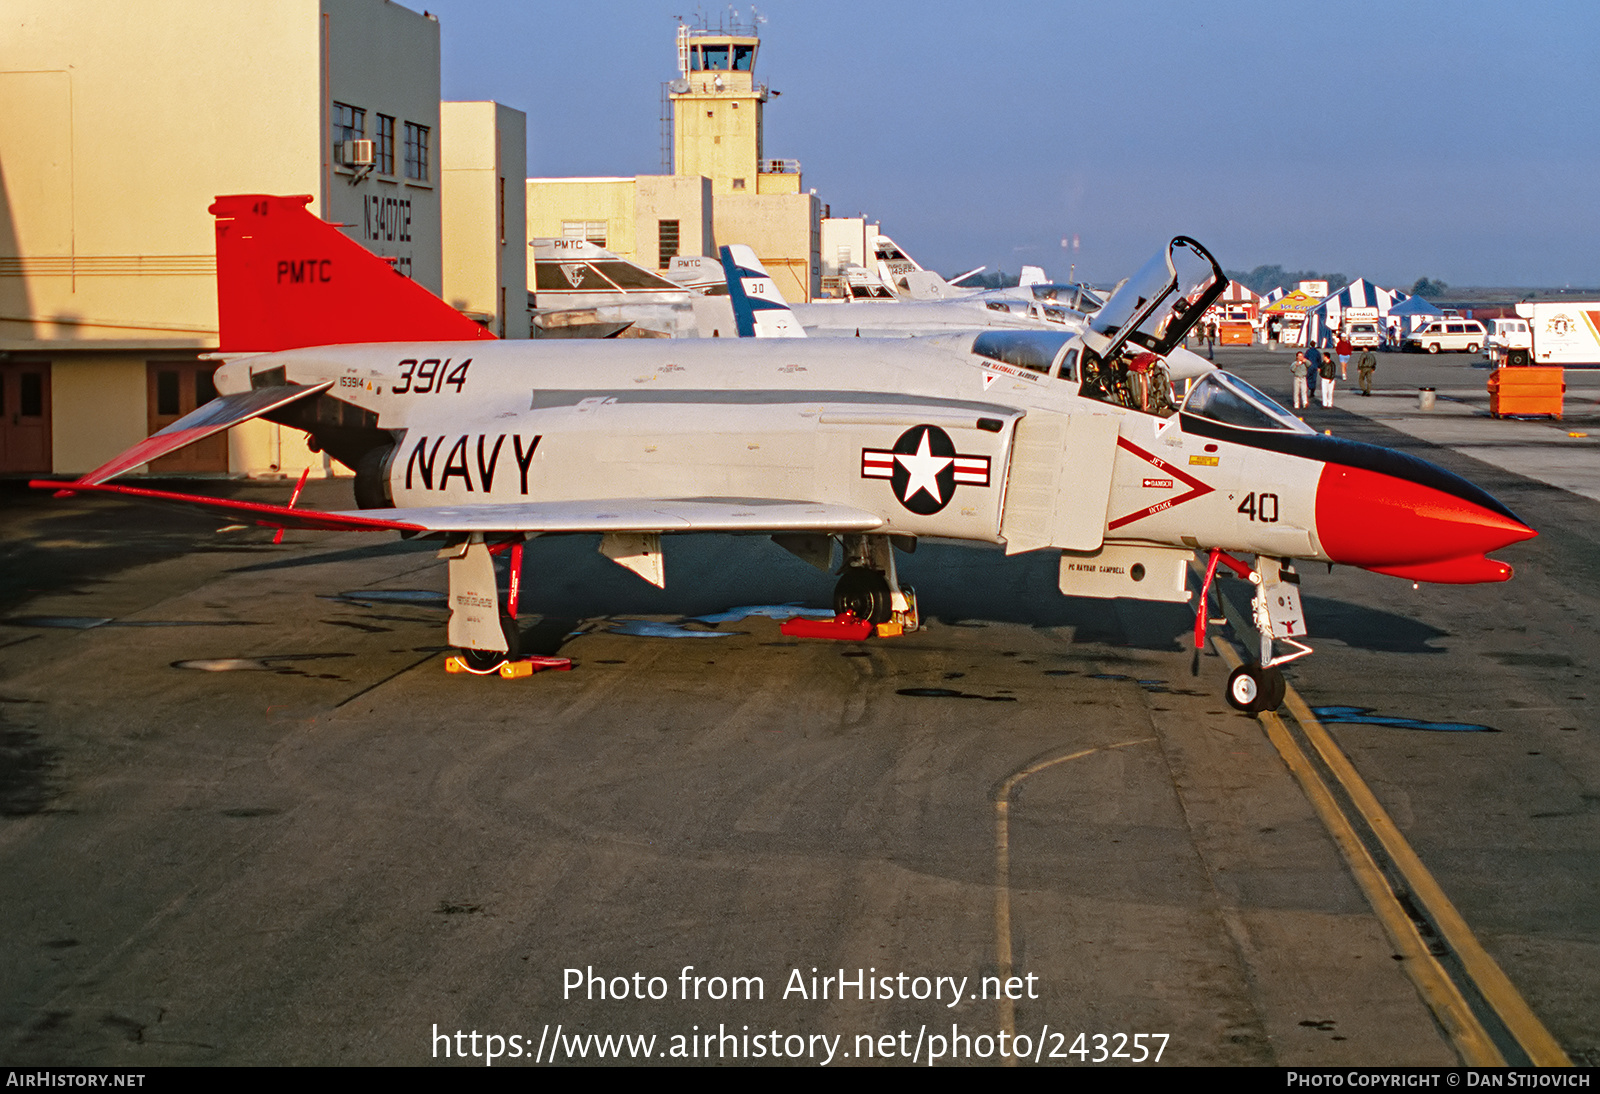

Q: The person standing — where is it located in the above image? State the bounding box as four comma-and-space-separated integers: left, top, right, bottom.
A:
1291, 351, 1310, 409
1318, 346, 1338, 407
1336, 333, 1353, 379
1356, 346, 1378, 395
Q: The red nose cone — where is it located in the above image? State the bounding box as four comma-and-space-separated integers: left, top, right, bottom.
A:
1316, 464, 1535, 583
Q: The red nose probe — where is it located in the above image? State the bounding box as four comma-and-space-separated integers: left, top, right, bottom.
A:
1315, 464, 1536, 583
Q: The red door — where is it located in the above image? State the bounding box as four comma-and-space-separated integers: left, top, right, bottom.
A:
0, 361, 52, 473
147, 361, 229, 473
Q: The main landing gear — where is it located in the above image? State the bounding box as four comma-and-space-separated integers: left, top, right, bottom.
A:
443, 533, 530, 674
833, 535, 919, 632
1194, 548, 1312, 715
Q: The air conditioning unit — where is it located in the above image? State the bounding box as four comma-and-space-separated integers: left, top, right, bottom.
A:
341, 139, 375, 166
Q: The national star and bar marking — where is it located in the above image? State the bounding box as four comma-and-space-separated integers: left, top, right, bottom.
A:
861, 425, 990, 514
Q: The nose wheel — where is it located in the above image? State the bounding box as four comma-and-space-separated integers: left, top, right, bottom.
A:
1226, 663, 1285, 714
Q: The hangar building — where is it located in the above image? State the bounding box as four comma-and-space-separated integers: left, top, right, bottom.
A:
0, 0, 525, 478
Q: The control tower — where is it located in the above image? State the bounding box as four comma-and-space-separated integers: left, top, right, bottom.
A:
668, 18, 800, 197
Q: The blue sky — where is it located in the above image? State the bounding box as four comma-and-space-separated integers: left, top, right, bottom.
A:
420, 1, 1599, 288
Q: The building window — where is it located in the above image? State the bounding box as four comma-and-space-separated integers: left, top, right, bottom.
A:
658, 220, 680, 269
404, 122, 430, 181
562, 221, 608, 247
498, 177, 506, 245
374, 114, 395, 174
332, 102, 365, 165
731, 178, 746, 190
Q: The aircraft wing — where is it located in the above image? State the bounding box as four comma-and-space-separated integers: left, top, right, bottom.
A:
32, 482, 885, 536
348, 497, 884, 534
73, 382, 334, 486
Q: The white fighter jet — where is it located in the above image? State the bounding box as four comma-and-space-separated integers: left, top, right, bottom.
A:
36, 195, 1536, 712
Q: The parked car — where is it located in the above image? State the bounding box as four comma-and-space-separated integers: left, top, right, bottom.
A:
1403, 319, 1488, 354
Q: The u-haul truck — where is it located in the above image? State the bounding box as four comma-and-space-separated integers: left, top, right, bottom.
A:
1517, 301, 1600, 366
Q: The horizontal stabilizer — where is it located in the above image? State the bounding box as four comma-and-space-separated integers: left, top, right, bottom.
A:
30, 479, 426, 533
73, 382, 334, 486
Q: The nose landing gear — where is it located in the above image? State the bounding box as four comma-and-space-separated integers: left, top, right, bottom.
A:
1196, 548, 1311, 714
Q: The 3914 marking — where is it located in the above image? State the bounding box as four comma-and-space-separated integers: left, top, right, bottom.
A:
394, 357, 471, 395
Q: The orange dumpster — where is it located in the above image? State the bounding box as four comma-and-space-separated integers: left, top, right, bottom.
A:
1488, 366, 1564, 418
1218, 320, 1254, 345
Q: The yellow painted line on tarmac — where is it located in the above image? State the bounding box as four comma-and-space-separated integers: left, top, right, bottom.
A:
993, 737, 1155, 1064
1278, 685, 1572, 1067
1216, 640, 1569, 1066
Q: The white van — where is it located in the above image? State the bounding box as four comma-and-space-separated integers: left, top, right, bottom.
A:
1403, 319, 1488, 354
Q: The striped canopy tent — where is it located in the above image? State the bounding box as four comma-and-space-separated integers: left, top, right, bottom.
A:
1305, 279, 1410, 344
1206, 280, 1264, 320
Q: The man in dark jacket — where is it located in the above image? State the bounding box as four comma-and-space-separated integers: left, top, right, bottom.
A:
1318, 346, 1338, 407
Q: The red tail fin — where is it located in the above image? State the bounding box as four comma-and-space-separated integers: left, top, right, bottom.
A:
210, 194, 497, 351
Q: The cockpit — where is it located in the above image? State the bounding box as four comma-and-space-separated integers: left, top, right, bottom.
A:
969, 329, 1306, 432
1028, 283, 1105, 313
1179, 372, 1313, 434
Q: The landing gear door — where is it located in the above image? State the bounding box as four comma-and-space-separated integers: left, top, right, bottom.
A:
1258, 558, 1308, 641
445, 536, 508, 652
1000, 409, 1121, 554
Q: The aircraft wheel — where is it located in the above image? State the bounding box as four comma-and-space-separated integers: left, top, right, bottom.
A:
1226, 664, 1285, 714
459, 614, 521, 672
833, 567, 892, 624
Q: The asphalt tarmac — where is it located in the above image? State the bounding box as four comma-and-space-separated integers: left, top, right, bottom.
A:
1, 354, 1595, 1067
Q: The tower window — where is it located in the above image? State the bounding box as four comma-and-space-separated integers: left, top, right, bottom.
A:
732, 178, 746, 190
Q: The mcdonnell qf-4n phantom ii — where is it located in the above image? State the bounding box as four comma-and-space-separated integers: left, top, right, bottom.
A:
35, 195, 1536, 713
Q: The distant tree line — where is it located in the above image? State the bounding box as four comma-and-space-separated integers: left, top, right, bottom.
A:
1225, 265, 1349, 297
1225, 265, 1453, 300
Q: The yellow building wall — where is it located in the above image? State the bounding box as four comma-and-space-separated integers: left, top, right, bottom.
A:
0, 0, 448, 477
525, 178, 637, 274
755, 171, 800, 196
713, 192, 821, 302
442, 101, 529, 337
673, 90, 761, 196
634, 176, 714, 266
0, 1, 322, 349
